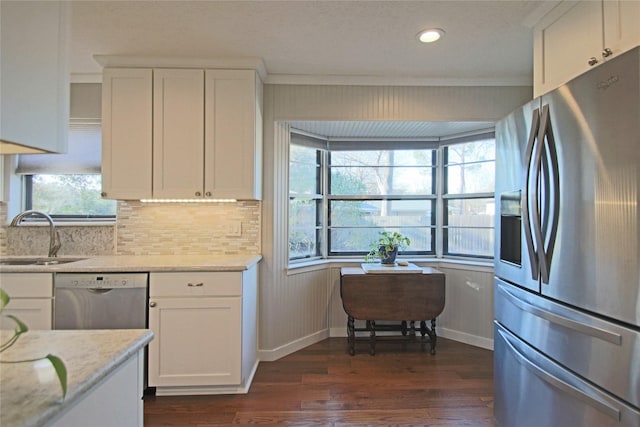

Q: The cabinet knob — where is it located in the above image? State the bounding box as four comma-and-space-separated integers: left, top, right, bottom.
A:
205, 191, 212, 197
588, 57, 599, 66
101, 192, 107, 197
149, 301, 157, 308
195, 191, 202, 197
602, 48, 613, 58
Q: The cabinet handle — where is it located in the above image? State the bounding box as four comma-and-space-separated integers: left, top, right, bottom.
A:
588, 57, 598, 66
195, 191, 202, 197
187, 282, 204, 287
602, 48, 613, 58
149, 301, 157, 307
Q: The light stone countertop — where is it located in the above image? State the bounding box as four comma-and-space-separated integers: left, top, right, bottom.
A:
0, 329, 153, 427
0, 254, 262, 273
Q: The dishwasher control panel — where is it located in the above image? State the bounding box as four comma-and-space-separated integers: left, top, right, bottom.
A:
55, 273, 148, 289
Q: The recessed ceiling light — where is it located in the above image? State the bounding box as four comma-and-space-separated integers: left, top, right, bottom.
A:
417, 28, 445, 43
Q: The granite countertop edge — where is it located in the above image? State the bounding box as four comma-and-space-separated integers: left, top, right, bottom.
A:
0, 329, 154, 427
0, 254, 262, 273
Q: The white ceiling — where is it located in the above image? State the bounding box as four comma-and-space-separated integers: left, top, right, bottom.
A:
67, 0, 559, 138
69, 0, 558, 86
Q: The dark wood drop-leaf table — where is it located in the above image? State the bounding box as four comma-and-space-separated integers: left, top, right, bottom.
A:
340, 266, 445, 355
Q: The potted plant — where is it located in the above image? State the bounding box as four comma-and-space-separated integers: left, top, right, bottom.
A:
365, 231, 411, 265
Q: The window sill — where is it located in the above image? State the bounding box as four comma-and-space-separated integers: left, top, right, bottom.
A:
287, 257, 493, 275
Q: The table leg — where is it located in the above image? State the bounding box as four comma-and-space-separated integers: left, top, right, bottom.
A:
347, 316, 355, 355
430, 318, 438, 355
369, 320, 376, 355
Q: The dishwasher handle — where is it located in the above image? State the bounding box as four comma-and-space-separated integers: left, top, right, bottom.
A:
87, 288, 113, 295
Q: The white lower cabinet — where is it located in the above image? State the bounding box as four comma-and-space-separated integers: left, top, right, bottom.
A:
148, 268, 257, 395
49, 349, 144, 427
0, 273, 53, 330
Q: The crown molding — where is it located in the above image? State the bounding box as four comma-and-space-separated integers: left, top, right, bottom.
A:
92, 55, 267, 81
264, 73, 532, 87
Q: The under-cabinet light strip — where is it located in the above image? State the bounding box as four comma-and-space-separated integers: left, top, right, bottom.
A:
140, 199, 237, 203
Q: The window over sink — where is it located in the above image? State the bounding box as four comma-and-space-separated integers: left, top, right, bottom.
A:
17, 122, 116, 221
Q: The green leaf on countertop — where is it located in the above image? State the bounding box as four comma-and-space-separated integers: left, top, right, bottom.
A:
0, 315, 29, 353
46, 354, 68, 399
6, 314, 29, 334
0, 289, 67, 400
0, 288, 9, 313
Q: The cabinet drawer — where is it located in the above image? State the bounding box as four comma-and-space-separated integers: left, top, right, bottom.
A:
149, 272, 241, 297
0, 273, 53, 297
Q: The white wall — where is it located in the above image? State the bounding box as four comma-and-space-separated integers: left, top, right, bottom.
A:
259, 83, 531, 359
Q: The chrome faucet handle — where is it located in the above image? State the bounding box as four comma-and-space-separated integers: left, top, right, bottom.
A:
49, 230, 62, 257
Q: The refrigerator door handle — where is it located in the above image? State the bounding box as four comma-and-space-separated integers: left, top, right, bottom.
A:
498, 328, 622, 421
523, 108, 540, 280
496, 283, 623, 345
537, 105, 561, 285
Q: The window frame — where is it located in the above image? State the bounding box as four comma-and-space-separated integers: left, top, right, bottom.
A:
287, 128, 496, 264
288, 133, 327, 261
23, 174, 117, 221
441, 139, 496, 259
326, 148, 437, 257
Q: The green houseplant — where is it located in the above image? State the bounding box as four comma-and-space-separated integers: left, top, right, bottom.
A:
0, 288, 67, 399
365, 231, 411, 265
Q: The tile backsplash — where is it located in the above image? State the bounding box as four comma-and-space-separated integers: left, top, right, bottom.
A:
115, 200, 260, 255
1, 200, 261, 257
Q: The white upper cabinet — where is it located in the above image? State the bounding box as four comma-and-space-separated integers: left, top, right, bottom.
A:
0, 1, 70, 154
534, 0, 640, 97
153, 69, 205, 199
101, 68, 153, 199
205, 70, 263, 200
101, 66, 262, 200
602, 0, 640, 57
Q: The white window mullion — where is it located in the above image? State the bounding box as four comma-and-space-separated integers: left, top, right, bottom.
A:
435, 146, 445, 259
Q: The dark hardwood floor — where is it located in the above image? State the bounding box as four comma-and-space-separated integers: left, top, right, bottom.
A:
144, 337, 496, 426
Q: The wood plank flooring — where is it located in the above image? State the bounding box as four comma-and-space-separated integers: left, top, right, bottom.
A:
144, 337, 496, 426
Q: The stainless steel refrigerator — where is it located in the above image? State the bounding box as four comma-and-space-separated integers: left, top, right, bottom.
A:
494, 46, 640, 426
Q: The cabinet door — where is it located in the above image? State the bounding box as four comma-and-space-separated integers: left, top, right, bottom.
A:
148, 296, 242, 387
0, 273, 53, 330
533, 1, 603, 97
153, 69, 205, 199
603, 0, 640, 57
101, 68, 153, 199
0, 1, 69, 154
0, 299, 52, 330
205, 70, 261, 200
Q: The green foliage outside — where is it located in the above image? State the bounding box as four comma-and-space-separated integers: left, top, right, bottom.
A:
31, 175, 116, 216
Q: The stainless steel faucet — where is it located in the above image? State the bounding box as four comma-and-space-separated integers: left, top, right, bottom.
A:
10, 210, 62, 257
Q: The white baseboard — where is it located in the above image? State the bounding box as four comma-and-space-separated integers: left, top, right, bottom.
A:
257, 326, 493, 363
258, 329, 329, 362
438, 327, 494, 350
329, 326, 493, 350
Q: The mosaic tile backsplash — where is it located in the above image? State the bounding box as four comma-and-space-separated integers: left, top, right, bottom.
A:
1, 200, 260, 257
115, 200, 261, 256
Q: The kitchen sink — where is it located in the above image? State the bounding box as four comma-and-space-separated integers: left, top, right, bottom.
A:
0, 257, 87, 266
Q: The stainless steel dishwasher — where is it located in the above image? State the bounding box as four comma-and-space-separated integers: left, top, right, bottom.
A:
54, 273, 148, 329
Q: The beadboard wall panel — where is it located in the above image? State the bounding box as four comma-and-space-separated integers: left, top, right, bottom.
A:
433, 264, 495, 350
270, 85, 532, 121
259, 83, 528, 355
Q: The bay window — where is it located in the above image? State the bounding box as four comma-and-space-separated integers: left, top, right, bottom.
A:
288, 128, 495, 262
